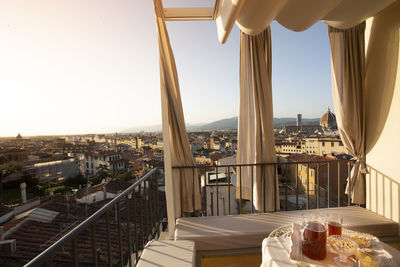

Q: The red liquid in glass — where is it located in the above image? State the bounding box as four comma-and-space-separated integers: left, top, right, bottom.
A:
302, 221, 327, 260
328, 221, 342, 236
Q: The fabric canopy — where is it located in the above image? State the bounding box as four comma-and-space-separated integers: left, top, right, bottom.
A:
328, 22, 367, 204
216, 0, 396, 43
237, 27, 279, 212
238, 0, 396, 34
154, 0, 201, 214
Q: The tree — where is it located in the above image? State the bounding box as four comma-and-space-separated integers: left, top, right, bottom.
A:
97, 164, 110, 180
62, 172, 86, 188
114, 170, 133, 182
90, 164, 110, 185
0, 160, 22, 201
0, 155, 7, 165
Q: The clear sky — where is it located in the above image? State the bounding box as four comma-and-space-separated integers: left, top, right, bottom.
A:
0, 0, 333, 137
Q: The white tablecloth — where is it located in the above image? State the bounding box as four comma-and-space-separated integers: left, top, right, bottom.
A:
261, 237, 294, 267
261, 237, 337, 267
261, 237, 397, 267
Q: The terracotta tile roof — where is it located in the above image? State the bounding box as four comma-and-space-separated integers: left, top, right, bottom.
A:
2, 218, 24, 235
84, 151, 121, 157
287, 154, 334, 162
105, 179, 132, 194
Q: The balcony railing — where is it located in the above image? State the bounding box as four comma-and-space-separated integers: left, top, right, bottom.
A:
25, 168, 166, 267
173, 159, 354, 217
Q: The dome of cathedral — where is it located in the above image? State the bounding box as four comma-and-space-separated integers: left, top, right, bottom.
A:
320, 108, 337, 129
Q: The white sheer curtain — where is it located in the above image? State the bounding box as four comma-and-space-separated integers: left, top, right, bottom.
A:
237, 27, 279, 212
328, 22, 367, 204
154, 0, 201, 215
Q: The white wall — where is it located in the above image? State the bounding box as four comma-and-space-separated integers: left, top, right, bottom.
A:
76, 191, 115, 204
205, 185, 239, 216
364, 1, 400, 225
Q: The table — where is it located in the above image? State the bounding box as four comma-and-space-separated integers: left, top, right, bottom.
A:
261, 225, 396, 267
137, 240, 195, 267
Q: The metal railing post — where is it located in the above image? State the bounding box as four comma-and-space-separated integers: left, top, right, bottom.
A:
348, 161, 351, 206
251, 165, 254, 214
228, 166, 231, 215
138, 183, 144, 250
210, 192, 214, 216
145, 181, 150, 242
203, 167, 208, 216
327, 162, 330, 208
133, 190, 139, 263
273, 164, 277, 212
239, 166, 242, 214
148, 178, 154, 239
126, 195, 132, 267
192, 168, 195, 215
90, 223, 98, 267
116, 202, 123, 266
317, 163, 320, 209
295, 164, 298, 210
216, 166, 219, 216
285, 163, 288, 211
106, 210, 112, 267
306, 163, 309, 210
71, 238, 78, 267
337, 161, 340, 207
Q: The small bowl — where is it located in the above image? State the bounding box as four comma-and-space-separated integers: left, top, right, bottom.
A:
327, 235, 359, 257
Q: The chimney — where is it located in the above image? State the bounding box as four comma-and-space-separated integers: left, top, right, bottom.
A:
20, 183, 27, 204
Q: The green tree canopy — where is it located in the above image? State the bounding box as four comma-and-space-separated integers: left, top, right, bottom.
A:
0, 160, 23, 201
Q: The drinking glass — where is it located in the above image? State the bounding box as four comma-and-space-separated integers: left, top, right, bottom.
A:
328, 214, 343, 236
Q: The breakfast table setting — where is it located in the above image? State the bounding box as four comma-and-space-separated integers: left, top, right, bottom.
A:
260, 213, 398, 266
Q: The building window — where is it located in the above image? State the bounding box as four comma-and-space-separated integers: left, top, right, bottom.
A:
331, 142, 334, 147
322, 142, 325, 147
91, 163, 93, 168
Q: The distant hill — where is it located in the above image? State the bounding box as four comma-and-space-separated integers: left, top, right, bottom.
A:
192, 117, 320, 131
193, 117, 238, 131
122, 117, 320, 133
273, 117, 321, 129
